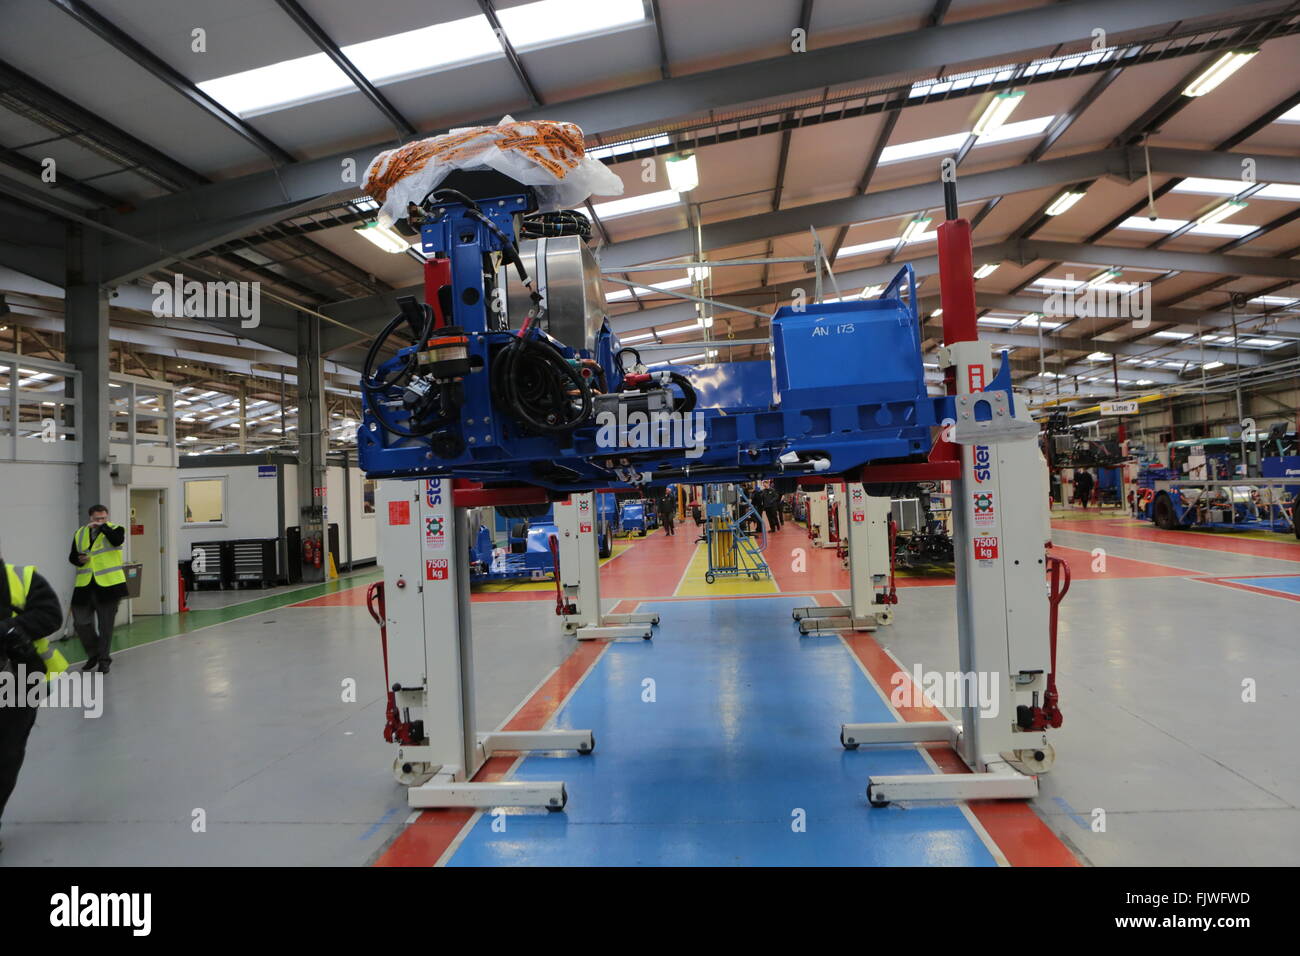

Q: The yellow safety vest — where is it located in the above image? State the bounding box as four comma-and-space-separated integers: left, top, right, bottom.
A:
74, 523, 127, 589
5, 563, 69, 678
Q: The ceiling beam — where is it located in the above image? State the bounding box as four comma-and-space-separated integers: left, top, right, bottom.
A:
597, 146, 1299, 270
47, 0, 295, 165
272, 0, 417, 138
90, 0, 1272, 261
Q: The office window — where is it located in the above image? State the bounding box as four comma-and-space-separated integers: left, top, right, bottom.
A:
183, 478, 226, 525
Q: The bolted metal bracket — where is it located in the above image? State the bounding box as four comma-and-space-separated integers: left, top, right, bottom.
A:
951, 391, 1038, 445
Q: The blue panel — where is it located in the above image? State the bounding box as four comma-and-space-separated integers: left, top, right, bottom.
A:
447, 597, 997, 867
1224, 576, 1300, 596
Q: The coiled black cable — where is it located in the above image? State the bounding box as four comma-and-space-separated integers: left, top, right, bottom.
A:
491, 330, 593, 435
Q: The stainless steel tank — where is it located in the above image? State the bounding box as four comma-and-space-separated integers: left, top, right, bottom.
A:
500, 235, 606, 353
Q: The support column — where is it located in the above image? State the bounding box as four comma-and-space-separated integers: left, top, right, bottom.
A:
296, 313, 327, 582
65, 222, 112, 518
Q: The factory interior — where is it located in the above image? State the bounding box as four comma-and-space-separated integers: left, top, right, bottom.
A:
0, 0, 1297, 906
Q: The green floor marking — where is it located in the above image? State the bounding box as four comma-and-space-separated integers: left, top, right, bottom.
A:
55, 567, 383, 663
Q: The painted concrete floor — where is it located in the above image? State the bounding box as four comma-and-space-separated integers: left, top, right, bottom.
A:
3, 511, 1297, 866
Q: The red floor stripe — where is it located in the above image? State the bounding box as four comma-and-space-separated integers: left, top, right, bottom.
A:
372, 640, 607, 867
836, 614, 1079, 868
1052, 518, 1300, 561
1195, 576, 1300, 602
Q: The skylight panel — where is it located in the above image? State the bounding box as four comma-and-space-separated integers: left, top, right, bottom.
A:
605, 275, 691, 302
586, 134, 671, 160
497, 0, 647, 51
198, 0, 647, 118
590, 189, 681, 219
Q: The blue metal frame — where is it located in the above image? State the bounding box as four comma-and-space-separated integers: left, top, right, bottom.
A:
358, 192, 1011, 491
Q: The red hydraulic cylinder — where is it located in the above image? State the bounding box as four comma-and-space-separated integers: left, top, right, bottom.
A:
937, 217, 979, 353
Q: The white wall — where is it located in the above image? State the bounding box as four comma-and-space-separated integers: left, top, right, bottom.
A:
177, 464, 282, 560
0, 461, 80, 610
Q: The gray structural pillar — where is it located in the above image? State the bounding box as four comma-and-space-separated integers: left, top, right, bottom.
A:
65, 222, 112, 520
296, 313, 327, 583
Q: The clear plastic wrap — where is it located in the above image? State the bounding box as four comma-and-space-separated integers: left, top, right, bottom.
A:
363, 116, 624, 225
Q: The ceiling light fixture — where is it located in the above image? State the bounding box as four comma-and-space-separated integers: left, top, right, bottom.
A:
972, 91, 1024, 136
1183, 49, 1258, 97
1196, 200, 1247, 226
354, 222, 410, 253
1045, 190, 1086, 216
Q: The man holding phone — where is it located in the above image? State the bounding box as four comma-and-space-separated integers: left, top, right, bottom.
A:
69, 504, 127, 674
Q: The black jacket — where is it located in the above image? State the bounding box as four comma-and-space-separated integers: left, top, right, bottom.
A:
1, 561, 64, 673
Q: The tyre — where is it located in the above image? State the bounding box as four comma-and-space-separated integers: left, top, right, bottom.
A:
598, 534, 612, 559
1152, 494, 1181, 531
864, 482, 920, 500
705, 571, 716, 584
498, 503, 551, 520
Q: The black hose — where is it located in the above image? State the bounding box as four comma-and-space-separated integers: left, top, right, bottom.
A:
491, 331, 593, 435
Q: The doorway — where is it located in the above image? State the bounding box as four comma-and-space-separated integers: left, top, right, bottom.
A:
129, 488, 166, 616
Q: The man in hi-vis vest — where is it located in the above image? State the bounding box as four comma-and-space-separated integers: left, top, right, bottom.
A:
1, 545, 66, 851
69, 504, 128, 674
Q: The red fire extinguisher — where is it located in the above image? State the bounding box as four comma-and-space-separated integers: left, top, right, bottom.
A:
303, 537, 315, 568
313, 536, 324, 569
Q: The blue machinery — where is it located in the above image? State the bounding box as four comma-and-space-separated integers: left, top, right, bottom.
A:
365, 171, 1064, 812
358, 174, 938, 491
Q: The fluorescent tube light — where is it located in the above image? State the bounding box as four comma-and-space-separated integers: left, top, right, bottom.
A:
1183, 49, 1258, 97
972, 91, 1024, 136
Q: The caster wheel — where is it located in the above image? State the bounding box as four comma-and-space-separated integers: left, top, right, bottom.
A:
867, 786, 889, 808
1015, 743, 1055, 773
840, 729, 859, 750
393, 757, 434, 787
546, 787, 568, 812
577, 739, 594, 756
705, 572, 715, 584
642, 631, 653, 640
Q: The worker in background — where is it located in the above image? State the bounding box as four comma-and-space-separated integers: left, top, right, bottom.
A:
69, 504, 128, 674
1, 543, 67, 852
1073, 468, 1095, 510
762, 486, 783, 532
660, 492, 676, 536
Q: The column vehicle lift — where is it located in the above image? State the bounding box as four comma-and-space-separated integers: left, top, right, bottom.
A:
553, 492, 658, 640
370, 479, 594, 811
839, 195, 1064, 806
793, 481, 895, 633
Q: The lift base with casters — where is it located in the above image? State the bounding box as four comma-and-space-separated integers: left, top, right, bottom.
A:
792, 603, 890, 633
840, 720, 1049, 805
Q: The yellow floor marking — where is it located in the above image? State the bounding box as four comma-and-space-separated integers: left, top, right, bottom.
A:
675, 539, 779, 597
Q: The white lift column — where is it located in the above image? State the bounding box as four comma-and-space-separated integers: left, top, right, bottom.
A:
377, 479, 595, 811
555, 493, 658, 641
842, 343, 1057, 806
794, 483, 894, 633
806, 488, 833, 548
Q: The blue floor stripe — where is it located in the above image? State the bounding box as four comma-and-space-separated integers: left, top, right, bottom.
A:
447, 597, 997, 866
1224, 575, 1300, 596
